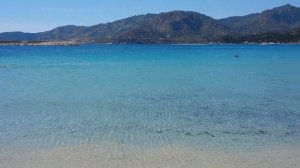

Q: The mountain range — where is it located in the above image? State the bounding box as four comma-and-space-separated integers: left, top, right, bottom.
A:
0, 4, 300, 44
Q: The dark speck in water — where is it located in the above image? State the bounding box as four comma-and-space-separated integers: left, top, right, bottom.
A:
68, 130, 77, 134
204, 131, 216, 137
255, 130, 266, 135
156, 130, 163, 134
185, 132, 193, 136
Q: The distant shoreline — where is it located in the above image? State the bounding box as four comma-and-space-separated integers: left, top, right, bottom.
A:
0, 41, 300, 46
0, 41, 80, 46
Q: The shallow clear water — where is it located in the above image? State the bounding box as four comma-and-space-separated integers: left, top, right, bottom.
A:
0, 44, 299, 151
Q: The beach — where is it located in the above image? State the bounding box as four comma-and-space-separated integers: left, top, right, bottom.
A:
1, 144, 299, 168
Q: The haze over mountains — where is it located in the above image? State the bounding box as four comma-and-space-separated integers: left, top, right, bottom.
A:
0, 4, 300, 43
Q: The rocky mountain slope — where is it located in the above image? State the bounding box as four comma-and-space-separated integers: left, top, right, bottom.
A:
0, 4, 299, 43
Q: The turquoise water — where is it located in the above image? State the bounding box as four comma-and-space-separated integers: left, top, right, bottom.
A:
0, 45, 299, 151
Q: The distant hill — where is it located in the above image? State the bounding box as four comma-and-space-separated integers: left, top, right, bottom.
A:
0, 11, 229, 43
0, 32, 37, 41
0, 4, 300, 44
220, 4, 300, 36
221, 28, 300, 43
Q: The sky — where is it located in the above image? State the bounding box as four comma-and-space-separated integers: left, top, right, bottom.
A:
1, 0, 300, 33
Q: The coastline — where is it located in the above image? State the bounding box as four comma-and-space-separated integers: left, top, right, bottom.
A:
1, 143, 299, 168
0, 41, 80, 46
0, 41, 300, 46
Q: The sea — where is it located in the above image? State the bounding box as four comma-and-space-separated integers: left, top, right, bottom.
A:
0, 44, 299, 152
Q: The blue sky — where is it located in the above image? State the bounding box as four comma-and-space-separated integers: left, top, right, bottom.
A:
1, 0, 300, 33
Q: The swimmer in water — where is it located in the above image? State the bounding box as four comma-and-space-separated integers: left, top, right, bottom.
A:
0, 65, 11, 68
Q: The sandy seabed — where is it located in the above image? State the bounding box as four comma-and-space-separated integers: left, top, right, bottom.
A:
0, 144, 299, 168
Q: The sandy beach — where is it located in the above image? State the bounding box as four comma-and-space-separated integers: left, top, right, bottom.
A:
1, 144, 299, 168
